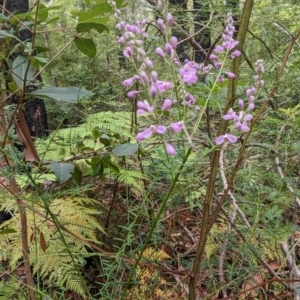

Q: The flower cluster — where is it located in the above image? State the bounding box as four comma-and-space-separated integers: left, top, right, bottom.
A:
216, 59, 265, 145
209, 12, 241, 82
116, 13, 194, 156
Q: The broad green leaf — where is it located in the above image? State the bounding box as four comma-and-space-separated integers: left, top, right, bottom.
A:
12, 6, 62, 22
50, 161, 74, 183
12, 55, 35, 89
35, 45, 50, 53
0, 30, 21, 42
32, 56, 49, 66
29, 86, 94, 103
74, 37, 96, 57
71, 4, 112, 22
38, 4, 48, 21
45, 16, 60, 25
76, 21, 108, 34
109, 162, 120, 175
0, 13, 9, 21
113, 143, 138, 156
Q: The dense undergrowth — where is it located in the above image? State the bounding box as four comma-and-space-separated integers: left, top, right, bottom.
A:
1, 0, 300, 299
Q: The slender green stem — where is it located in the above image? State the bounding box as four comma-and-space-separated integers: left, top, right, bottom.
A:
120, 147, 192, 300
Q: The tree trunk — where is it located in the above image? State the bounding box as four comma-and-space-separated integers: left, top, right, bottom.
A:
193, 0, 211, 63
1, 0, 49, 138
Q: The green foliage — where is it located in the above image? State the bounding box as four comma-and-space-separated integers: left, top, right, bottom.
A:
0, 194, 103, 296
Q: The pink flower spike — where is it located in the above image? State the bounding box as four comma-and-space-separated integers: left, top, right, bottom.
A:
156, 47, 165, 58
170, 121, 184, 133
162, 99, 172, 111
127, 90, 139, 98
226, 72, 235, 79
166, 143, 176, 156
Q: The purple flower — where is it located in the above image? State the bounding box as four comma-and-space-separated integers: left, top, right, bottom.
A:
122, 77, 134, 86
226, 72, 235, 79
231, 50, 241, 58
140, 71, 149, 84
238, 99, 244, 109
123, 47, 133, 58
162, 99, 172, 111
218, 76, 224, 82
248, 103, 255, 111
170, 36, 178, 49
118, 36, 125, 44
149, 85, 157, 98
151, 71, 158, 82
144, 58, 153, 69
156, 47, 165, 58
209, 54, 218, 61
214, 62, 222, 68
167, 13, 174, 26
215, 134, 238, 145
166, 143, 176, 156
243, 114, 253, 122
156, 80, 173, 92
215, 45, 224, 53
222, 108, 238, 121
185, 93, 196, 105
170, 121, 184, 133
165, 43, 174, 56
182, 74, 198, 84
235, 121, 250, 132
137, 100, 154, 115
127, 90, 139, 98
136, 125, 167, 141
137, 48, 145, 56
157, 18, 166, 34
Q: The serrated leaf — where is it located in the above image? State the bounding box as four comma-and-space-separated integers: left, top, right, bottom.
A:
29, 86, 94, 103
50, 161, 74, 183
74, 37, 96, 57
113, 143, 138, 156
12, 55, 35, 89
